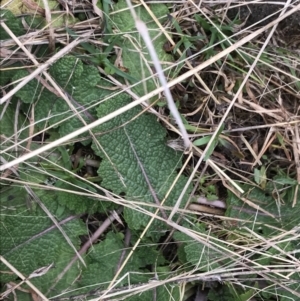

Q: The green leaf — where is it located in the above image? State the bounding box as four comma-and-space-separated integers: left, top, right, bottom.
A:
193, 136, 212, 146
79, 232, 125, 289
92, 94, 191, 237
0, 188, 87, 296
239, 288, 256, 301
33, 88, 60, 130
272, 175, 297, 186
108, 1, 173, 97
254, 166, 267, 188
0, 10, 25, 39
0, 64, 22, 86
0, 103, 28, 140
103, 58, 138, 83
57, 146, 72, 170
173, 224, 230, 271
79, 232, 160, 292
0, 104, 29, 164
49, 55, 84, 88
226, 185, 300, 234
55, 180, 109, 214
185, 236, 229, 271
29, 56, 105, 143
12, 70, 45, 104
204, 124, 224, 161
207, 284, 236, 300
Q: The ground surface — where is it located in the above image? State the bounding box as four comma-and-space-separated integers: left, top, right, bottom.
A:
227, 0, 300, 43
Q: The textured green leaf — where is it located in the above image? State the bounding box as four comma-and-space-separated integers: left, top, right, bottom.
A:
78, 233, 162, 296
79, 232, 158, 293
19, 56, 103, 142
226, 185, 300, 234
12, 70, 45, 104
49, 56, 84, 88
48, 58, 104, 142
92, 94, 190, 236
258, 239, 297, 262
0, 188, 87, 296
0, 10, 25, 39
33, 88, 60, 130
0, 104, 28, 139
55, 181, 108, 214
48, 56, 101, 97
4, 290, 32, 301
0, 104, 29, 163
11, 56, 103, 140
174, 224, 229, 272
109, 1, 173, 97
72, 64, 101, 88
0, 64, 22, 86
19, 163, 49, 185
79, 232, 124, 289
57, 109, 92, 145
110, 1, 169, 32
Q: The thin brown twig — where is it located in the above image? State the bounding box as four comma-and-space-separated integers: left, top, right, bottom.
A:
292, 124, 300, 207
46, 207, 124, 295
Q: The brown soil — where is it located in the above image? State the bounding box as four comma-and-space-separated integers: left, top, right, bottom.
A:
226, 0, 300, 44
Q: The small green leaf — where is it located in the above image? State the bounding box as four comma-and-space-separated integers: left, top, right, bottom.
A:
193, 136, 212, 146
254, 166, 267, 188
204, 124, 224, 160
57, 146, 72, 170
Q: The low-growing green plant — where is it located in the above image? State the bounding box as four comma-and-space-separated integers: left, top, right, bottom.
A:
1, 2, 300, 301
